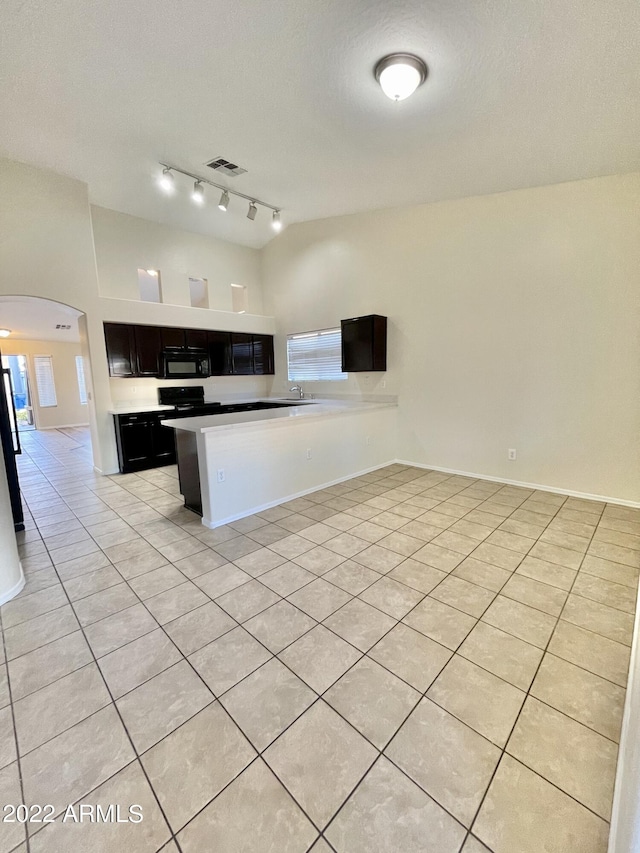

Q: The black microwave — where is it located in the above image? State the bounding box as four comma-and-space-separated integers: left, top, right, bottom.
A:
161, 349, 210, 379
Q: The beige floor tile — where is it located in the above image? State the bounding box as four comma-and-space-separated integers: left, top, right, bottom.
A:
48, 538, 101, 567
348, 521, 391, 543
142, 702, 255, 832
473, 754, 609, 853
326, 756, 466, 853
548, 621, 630, 687
431, 530, 479, 556
397, 520, 442, 542
143, 581, 209, 625
189, 627, 271, 696
501, 574, 567, 616
373, 510, 414, 531
259, 564, 316, 598
539, 527, 591, 553
387, 698, 500, 827
581, 554, 640, 588
20, 704, 134, 818
195, 524, 240, 546
589, 540, 640, 568
507, 696, 617, 819
128, 565, 185, 600
172, 548, 227, 578
98, 629, 181, 699
323, 532, 370, 558
232, 547, 288, 577
471, 542, 524, 571
194, 563, 252, 598
156, 537, 208, 563
594, 526, 640, 552
378, 530, 428, 556
73, 583, 139, 627
459, 621, 543, 690
84, 603, 157, 658
244, 601, 315, 653
403, 597, 476, 650
324, 599, 396, 652
268, 533, 315, 560
572, 572, 637, 613
178, 758, 317, 853
461, 836, 492, 853
291, 545, 345, 576
29, 759, 170, 853
216, 579, 281, 622
3, 604, 79, 661
0, 707, 16, 770
531, 653, 625, 742
561, 593, 634, 645
369, 623, 452, 691
221, 659, 315, 751
427, 655, 526, 747
429, 576, 495, 617
214, 534, 262, 562
62, 566, 122, 601
279, 624, 361, 692
516, 555, 576, 590
164, 601, 235, 656
485, 529, 535, 554
326, 657, 419, 749
352, 543, 405, 573
0, 666, 8, 710
229, 514, 270, 534
411, 543, 465, 572
14, 663, 110, 755
388, 559, 446, 594
287, 577, 351, 620
359, 576, 424, 619
8, 631, 92, 700
528, 540, 583, 570
116, 660, 213, 753
0, 763, 27, 853
114, 549, 168, 580
481, 596, 555, 648
56, 551, 112, 582
103, 537, 159, 563
452, 556, 510, 592
1, 584, 68, 630
322, 560, 380, 595
264, 700, 376, 828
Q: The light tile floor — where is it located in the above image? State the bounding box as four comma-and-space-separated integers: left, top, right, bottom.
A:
1, 426, 638, 852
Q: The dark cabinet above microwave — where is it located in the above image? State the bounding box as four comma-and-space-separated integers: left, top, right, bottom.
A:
104, 322, 275, 379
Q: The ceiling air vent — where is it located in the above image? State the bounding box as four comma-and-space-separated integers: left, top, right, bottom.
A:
205, 157, 247, 177
55, 324, 72, 330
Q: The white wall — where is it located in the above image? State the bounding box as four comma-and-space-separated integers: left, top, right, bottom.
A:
262, 172, 640, 503
92, 205, 262, 314
1, 339, 89, 429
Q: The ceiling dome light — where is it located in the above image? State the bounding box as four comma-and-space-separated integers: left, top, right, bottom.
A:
374, 53, 427, 101
0, 329, 11, 338
218, 190, 230, 211
191, 181, 205, 204
247, 201, 257, 221
146, 269, 158, 277
158, 167, 175, 193
272, 210, 282, 232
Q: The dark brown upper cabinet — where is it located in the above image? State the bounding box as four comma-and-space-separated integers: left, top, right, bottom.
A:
185, 328, 208, 350
161, 327, 185, 350
341, 315, 387, 372
134, 325, 162, 376
230, 333, 254, 375
207, 331, 233, 376
252, 334, 275, 375
104, 323, 136, 377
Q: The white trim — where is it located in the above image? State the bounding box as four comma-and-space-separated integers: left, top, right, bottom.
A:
608, 595, 640, 852
0, 566, 25, 607
200, 460, 395, 528
395, 460, 640, 509
93, 465, 119, 475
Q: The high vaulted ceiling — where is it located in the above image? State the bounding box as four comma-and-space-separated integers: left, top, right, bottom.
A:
1, 0, 639, 248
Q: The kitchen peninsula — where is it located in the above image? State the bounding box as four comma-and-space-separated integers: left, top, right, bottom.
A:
161, 399, 397, 527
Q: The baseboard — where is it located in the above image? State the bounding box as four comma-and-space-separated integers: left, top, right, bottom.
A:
0, 566, 25, 607
93, 465, 119, 476
395, 460, 640, 509
201, 460, 396, 528
39, 423, 90, 429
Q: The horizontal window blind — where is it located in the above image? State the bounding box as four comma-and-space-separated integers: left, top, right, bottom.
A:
34, 356, 57, 408
287, 328, 347, 381
76, 355, 88, 405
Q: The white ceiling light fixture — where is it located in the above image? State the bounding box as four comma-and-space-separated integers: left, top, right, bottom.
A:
191, 180, 205, 204
218, 189, 230, 211
247, 201, 257, 221
158, 167, 175, 193
272, 210, 282, 232
374, 53, 428, 101
0, 329, 11, 338
146, 269, 158, 276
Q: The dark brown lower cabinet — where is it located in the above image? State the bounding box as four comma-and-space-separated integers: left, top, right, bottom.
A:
113, 412, 176, 473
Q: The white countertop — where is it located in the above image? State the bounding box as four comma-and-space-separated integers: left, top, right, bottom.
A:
160, 399, 396, 433
108, 397, 307, 416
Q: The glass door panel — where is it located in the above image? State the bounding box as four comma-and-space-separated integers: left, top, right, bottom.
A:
1, 354, 35, 430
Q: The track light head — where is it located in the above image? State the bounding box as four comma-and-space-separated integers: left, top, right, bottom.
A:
272, 210, 282, 232
218, 190, 230, 211
158, 167, 175, 194
247, 201, 257, 221
191, 181, 205, 204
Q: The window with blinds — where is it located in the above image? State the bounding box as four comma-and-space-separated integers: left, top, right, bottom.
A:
33, 356, 57, 408
287, 328, 347, 381
76, 355, 88, 405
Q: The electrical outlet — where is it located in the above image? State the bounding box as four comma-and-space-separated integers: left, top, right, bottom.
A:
217, 468, 225, 482
508, 449, 517, 461
131, 387, 137, 394
364, 375, 371, 386
306, 448, 312, 460
381, 379, 386, 389
366, 436, 371, 446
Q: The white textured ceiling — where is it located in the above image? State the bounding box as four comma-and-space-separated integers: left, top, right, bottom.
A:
0, 298, 81, 343
1, 0, 638, 248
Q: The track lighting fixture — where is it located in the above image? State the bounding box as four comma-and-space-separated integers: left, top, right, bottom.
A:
158, 167, 175, 193
155, 163, 281, 226
191, 181, 205, 204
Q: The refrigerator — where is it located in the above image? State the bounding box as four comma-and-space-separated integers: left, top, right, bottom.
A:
0, 349, 24, 531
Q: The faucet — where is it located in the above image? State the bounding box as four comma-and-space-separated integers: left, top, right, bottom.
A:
289, 385, 305, 400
